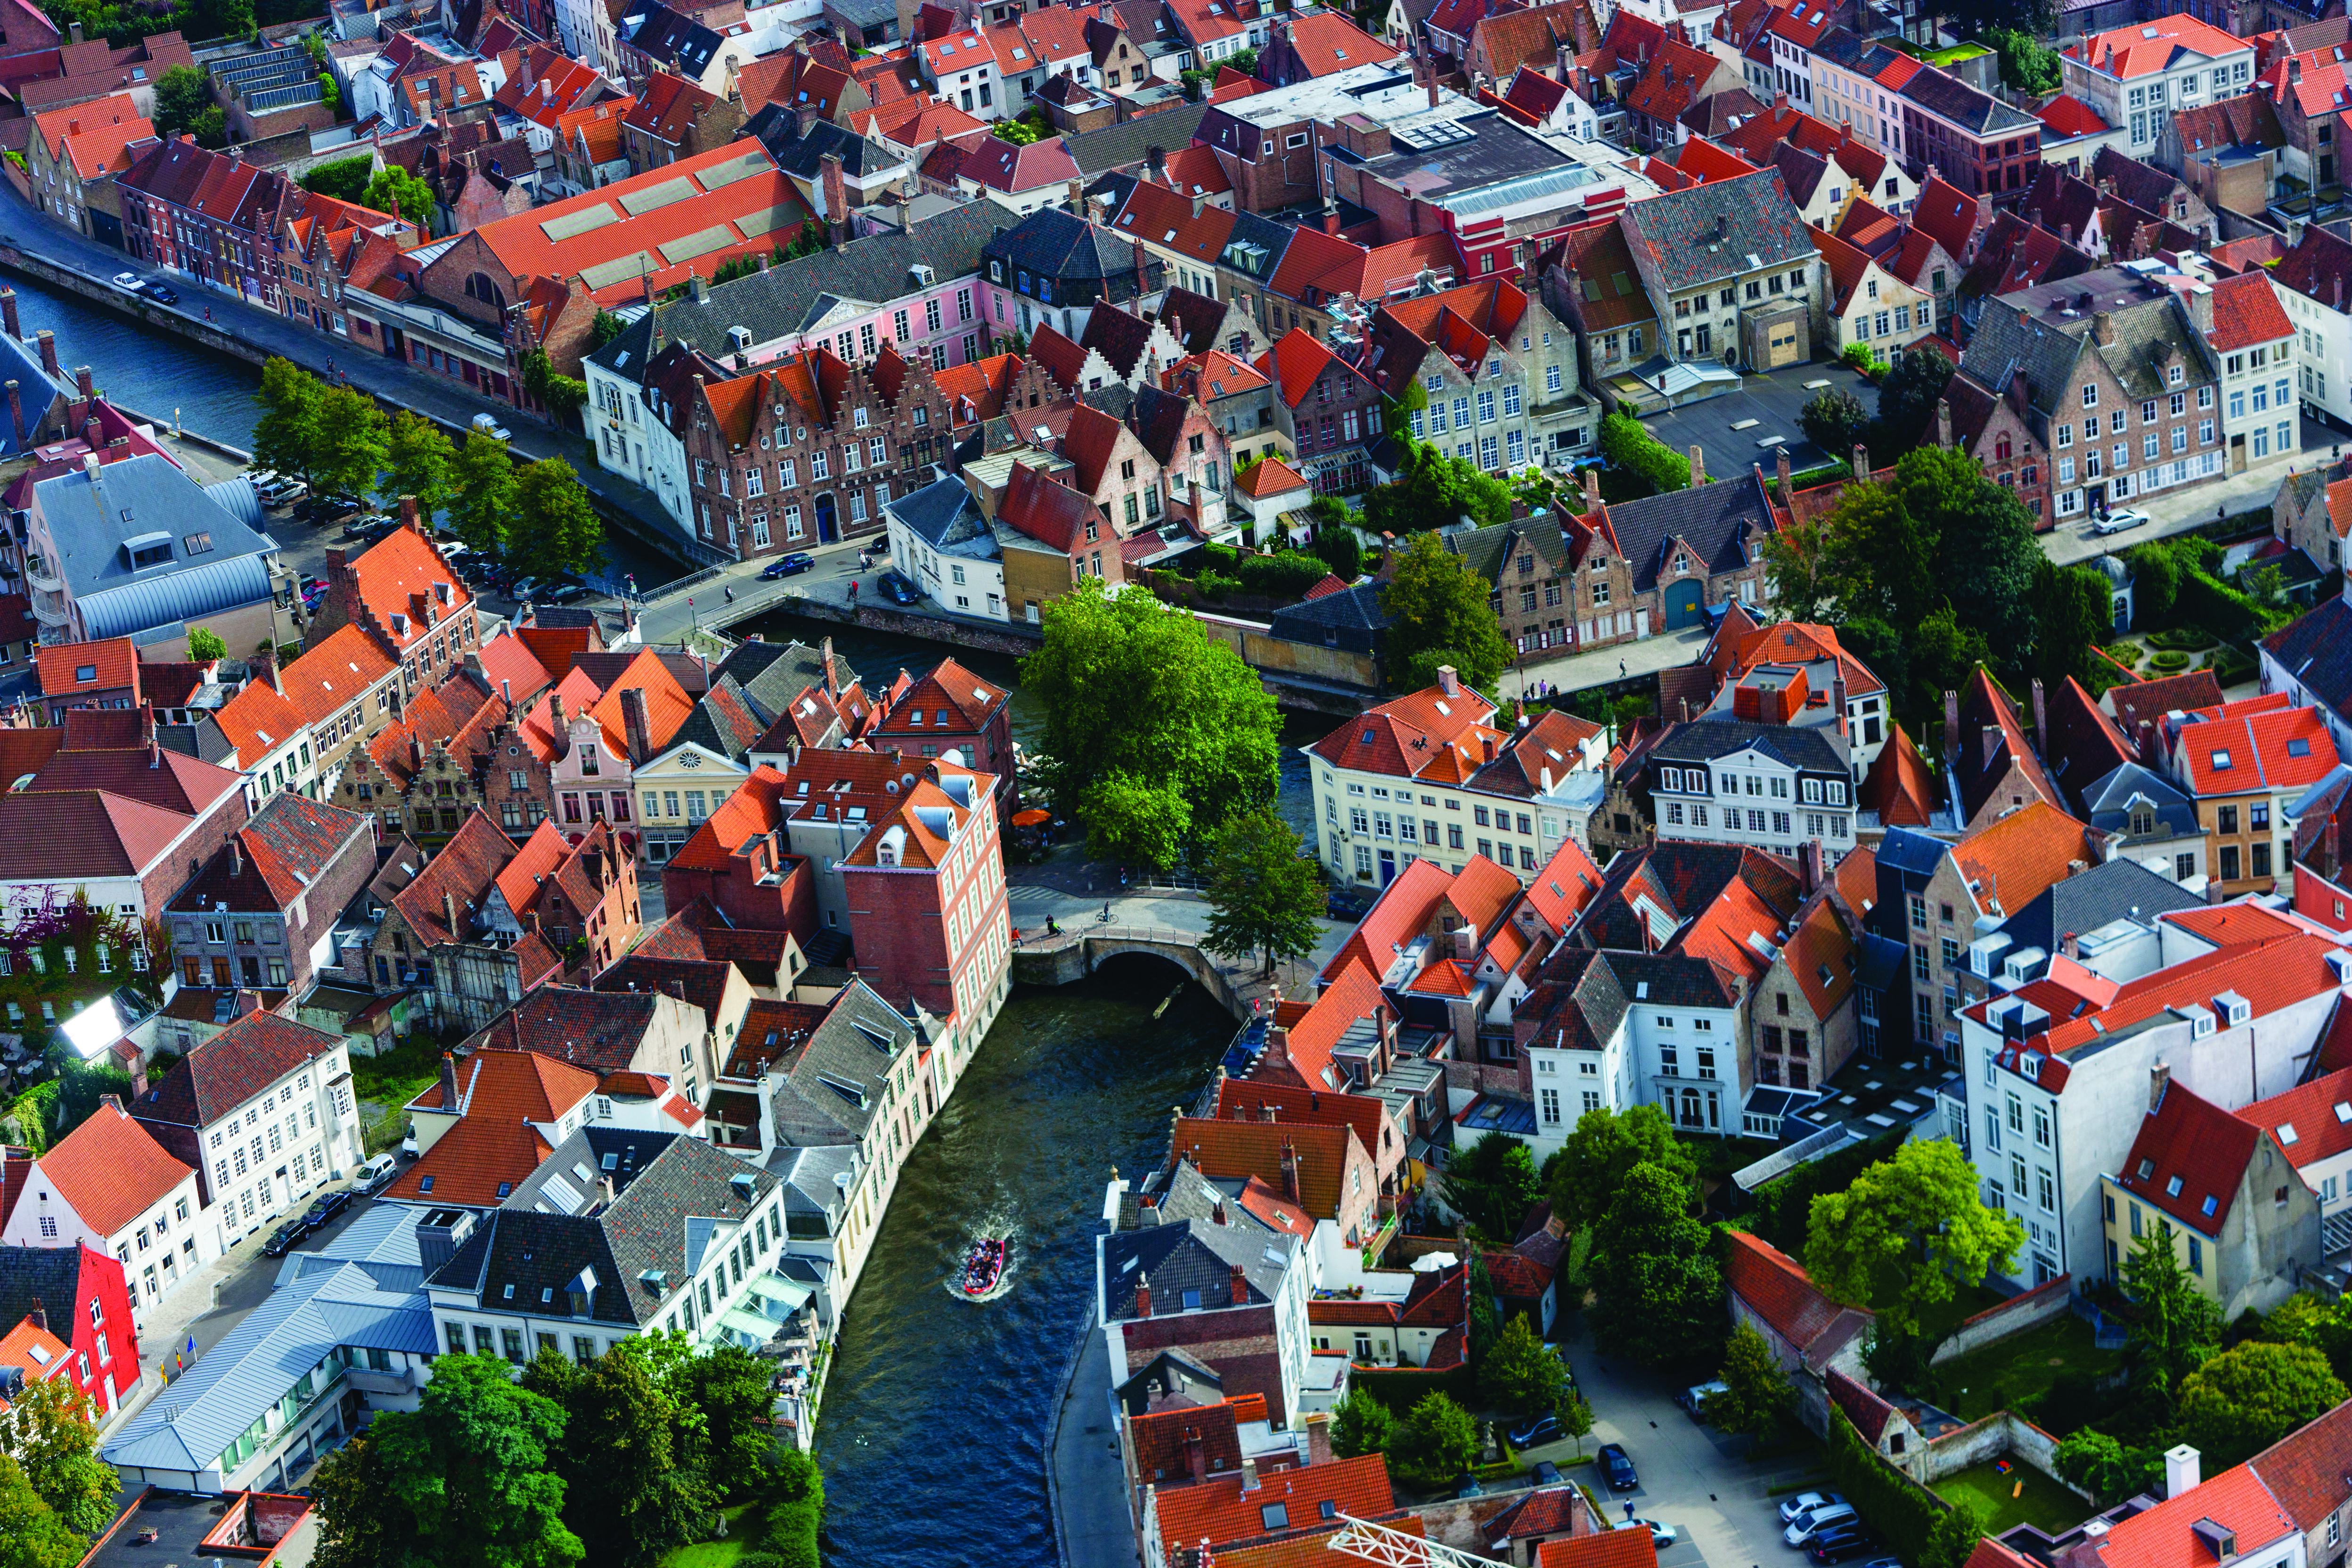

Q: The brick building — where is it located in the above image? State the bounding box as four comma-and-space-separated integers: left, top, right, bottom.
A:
861, 657, 1014, 819
1899, 65, 2042, 197
25, 92, 151, 246
164, 794, 376, 996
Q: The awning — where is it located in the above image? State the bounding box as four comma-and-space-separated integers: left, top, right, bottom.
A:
719, 1307, 778, 1343
747, 1273, 812, 1315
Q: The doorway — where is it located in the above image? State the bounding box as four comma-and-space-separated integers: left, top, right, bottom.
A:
816, 492, 838, 543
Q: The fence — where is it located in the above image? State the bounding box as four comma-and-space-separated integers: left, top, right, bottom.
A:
1928, 1272, 2074, 1365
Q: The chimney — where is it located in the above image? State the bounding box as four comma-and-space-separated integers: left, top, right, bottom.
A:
1229, 1261, 1248, 1303
2150, 1061, 2172, 1113
1582, 466, 1601, 510
400, 493, 425, 533
1147, 144, 1167, 182
1689, 445, 1706, 486
1323, 210, 1340, 237
1799, 837, 1822, 896
548, 692, 570, 758
444, 891, 461, 939
2137, 718, 2156, 764
251, 648, 277, 691
1775, 445, 1791, 498
1185, 1432, 1208, 1484
1943, 688, 1960, 761
621, 686, 653, 765
1437, 663, 1460, 697
2164, 1444, 2200, 1498
1135, 1272, 1152, 1317
1, 288, 18, 340
1133, 238, 1149, 296
819, 152, 848, 240
35, 330, 56, 378
1852, 443, 1869, 480
1305, 1412, 1333, 1466
6, 381, 22, 451
73, 365, 92, 400
440, 1052, 458, 1108
2031, 679, 2048, 748
24, 1304, 41, 1333
2091, 310, 2115, 346
1241, 1460, 1261, 1493
1936, 399, 1952, 448
1280, 1140, 1301, 1203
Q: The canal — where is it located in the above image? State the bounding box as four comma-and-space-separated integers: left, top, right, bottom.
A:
6, 272, 686, 591
812, 958, 1234, 1566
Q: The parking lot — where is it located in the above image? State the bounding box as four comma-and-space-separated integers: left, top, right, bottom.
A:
1633, 364, 1862, 480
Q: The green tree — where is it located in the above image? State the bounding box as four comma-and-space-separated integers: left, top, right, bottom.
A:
0, 1378, 114, 1536
314, 1353, 580, 1568
1364, 439, 1511, 535
2175, 1341, 2348, 1470
313, 385, 390, 506
1226, 45, 1258, 76
188, 627, 228, 662
1402, 1391, 1480, 1474
252, 356, 324, 486
2129, 542, 2180, 625
317, 72, 342, 117
1902, 449, 2042, 667
364, 166, 436, 232
384, 409, 457, 524
534, 1340, 711, 1568
0, 1453, 82, 1568
1986, 26, 2062, 94
1481, 1312, 1568, 1417
520, 347, 591, 427
1201, 809, 1324, 975
452, 429, 519, 557
1799, 387, 1870, 460
2121, 1229, 2225, 1405
760, 1449, 824, 1568
1923, 1500, 1991, 1568
1542, 1103, 1696, 1230
1380, 531, 1515, 694
1555, 1388, 1593, 1454
152, 65, 214, 142
680, 1344, 778, 1500
2032, 558, 2117, 691
511, 459, 604, 580
1021, 579, 1280, 866
1468, 1250, 1501, 1366
1311, 526, 1363, 581
302, 155, 374, 202
1910, 611, 1992, 719
1759, 481, 1934, 629
1598, 411, 1691, 499
1803, 1138, 2024, 1340
1328, 1388, 1399, 1459
588, 311, 629, 353
1706, 1322, 1794, 1439
1589, 1160, 1724, 1369
2054, 1429, 2162, 1507
1870, 349, 1956, 459
204, 0, 258, 39
1445, 1131, 1542, 1240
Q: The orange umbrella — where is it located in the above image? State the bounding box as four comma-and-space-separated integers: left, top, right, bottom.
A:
1012, 809, 1051, 826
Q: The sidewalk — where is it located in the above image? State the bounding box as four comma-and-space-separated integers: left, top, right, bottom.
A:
1048, 1312, 1141, 1568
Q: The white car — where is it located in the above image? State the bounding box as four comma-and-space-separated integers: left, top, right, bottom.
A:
353, 1153, 398, 1193
1622, 1521, 1679, 1548
111, 271, 144, 293
1779, 1492, 1845, 1525
1786, 1504, 1858, 1546
2091, 507, 2150, 536
471, 412, 513, 441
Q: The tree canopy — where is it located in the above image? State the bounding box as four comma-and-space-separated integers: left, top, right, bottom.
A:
1446, 1131, 1543, 1241
1871, 349, 1956, 459
152, 65, 225, 147
1589, 1159, 1724, 1368
1598, 411, 1690, 500
1707, 1322, 1795, 1438
1480, 1312, 1568, 1416
1804, 1138, 2024, 1341
365, 166, 436, 234
1329, 1388, 1399, 1460
1543, 1103, 1696, 1230
1364, 439, 1511, 534
1201, 810, 1325, 974
451, 429, 520, 558
253, 357, 324, 487
1021, 580, 1281, 867
1381, 531, 1516, 694
511, 458, 605, 580
0, 1378, 116, 1536
2121, 1231, 2226, 1405
2174, 1341, 2347, 1470
313, 385, 390, 505
384, 410, 457, 525
0, 1452, 82, 1568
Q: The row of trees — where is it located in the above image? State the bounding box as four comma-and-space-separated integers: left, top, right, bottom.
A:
1762, 447, 2117, 726
252, 358, 604, 580
314, 1342, 820, 1568
2, 1378, 120, 1568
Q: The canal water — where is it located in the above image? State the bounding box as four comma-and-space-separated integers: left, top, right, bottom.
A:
812, 958, 1235, 1566
6, 272, 686, 590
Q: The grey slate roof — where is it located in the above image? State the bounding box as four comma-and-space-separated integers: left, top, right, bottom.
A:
1063, 100, 1211, 175
1993, 855, 2202, 956
772, 1143, 854, 1228
1601, 468, 1778, 593
769, 979, 918, 1148
430, 1126, 776, 1328
585, 203, 1003, 381
664, 672, 765, 763
1649, 715, 1851, 776
711, 637, 854, 724
1901, 64, 2034, 135
1617, 168, 1813, 294
621, 2, 721, 75
2080, 760, 2201, 841
1099, 1216, 1294, 1320
1961, 269, 2219, 419
1219, 208, 1295, 283
1266, 580, 1389, 655
0, 330, 69, 459
750, 111, 895, 181
1446, 515, 1571, 584
35, 454, 280, 642
2263, 592, 2352, 724
983, 206, 1147, 285
887, 471, 998, 559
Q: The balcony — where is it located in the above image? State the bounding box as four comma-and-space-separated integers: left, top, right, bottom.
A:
24, 556, 60, 594
30, 590, 70, 629
344, 1364, 418, 1396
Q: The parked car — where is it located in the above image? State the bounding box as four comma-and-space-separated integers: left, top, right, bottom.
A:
302, 1188, 353, 1228
1681, 1380, 1730, 1420
261, 1219, 309, 1257
353, 1153, 398, 1193
1326, 887, 1375, 921
2092, 507, 2150, 537
1531, 1461, 1561, 1487
544, 582, 593, 604
761, 552, 816, 580
876, 570, 920, 605
1622, 1521, 1678, 1548
1855, 1557, 1904, 1568
1454, 1474, 1483, 1499
296, 493, 357, 526
471, 412, 513, 440
510, 577, 543, 601
1786, 1504, 1859, 1545
1597, 1444, 1638, 1492
147, 284, 178, 305
111, 271, 145, 293
1808, 1529, 1879, 1564
1779, 1493, 1846, 1525
1508, 1413, 1562, 1449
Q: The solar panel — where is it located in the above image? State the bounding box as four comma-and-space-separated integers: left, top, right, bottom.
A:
541, 204, 622, 242
659, 223, 739, 265
696, 149, 771, 191
735, 204, 794, 237
578, 249, 656, 290
619, 175, 697, 215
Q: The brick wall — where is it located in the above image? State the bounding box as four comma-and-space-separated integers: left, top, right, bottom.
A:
1118, 1304, 1288, 1423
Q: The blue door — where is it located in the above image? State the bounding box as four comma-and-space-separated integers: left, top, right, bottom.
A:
1379, 849, 1396, 886
1664, 580, 1705, 629
816, 492, 838, 543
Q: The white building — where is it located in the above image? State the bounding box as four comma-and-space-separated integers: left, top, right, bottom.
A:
2206, 270, 2300, 475
2058, 15, 2252, 157
884, 472, 1010, 622
1642, 717, 1858, 862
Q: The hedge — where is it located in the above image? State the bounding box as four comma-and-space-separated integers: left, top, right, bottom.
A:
2172, 561, 2265, 644
2146, 650, 2192, 672
2144, 628, 2213, 652
1827, 1407, 1949, 1562
1346, 1362, 1481, 1419
760, 1452, 825, 1568
1236, 550, 1329, 597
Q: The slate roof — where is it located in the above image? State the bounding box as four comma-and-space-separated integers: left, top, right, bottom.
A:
1100, 1215, 1292, 1321
1900, 62, 2034, 135
1995, 857, 2202, 958
1960, 266, 2218, 416
1617, 167, 1812, 294
1062, 100, 1211, 175
32, 454, 277, 642
168, 794, 370, 915
1649, 715, 1849, 775
426, 1127, 775, 1328
134, 1011, 343, 1130
768, 979, 919, 1147
2079, 760, 2201, 842
1597, 468, 1778, 593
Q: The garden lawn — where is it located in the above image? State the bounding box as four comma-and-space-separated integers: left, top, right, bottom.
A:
658, 1504, 756, 1568
1909, 1278, 2006, 1345
1932, 1315, 2123, 1423
1934, 1461, 2087, 1537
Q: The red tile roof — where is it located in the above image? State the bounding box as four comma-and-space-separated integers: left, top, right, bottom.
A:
281, 624, 397, 728
2248, 1395, 2352, 1530
2090, 1462, 2295, 1568
135, 1011, 343, 1130
1235, 456, 1309, 498
2067, 13, 2248, 79
37, 637, 136, 698
405, 1045, 599, 1119
1130, 1396, 1250, 1487
2175, 698, 2336, 797
2034, 93, 2111, 137
2207, 270, 2294, 351
1540, 1526, 1659, 1568
33, 1097, 190, 1237
1952, 800, 2102, 921
1216, 1520, 1428, 1568
381, 1114, 551, 1205
2237, 1066, 2352, 1176
1170, 1118, 1357, 1220
1154, 1454, 1398, 1557
1724, 1229, 1866, 1354
1274, 11, 1399, 74
340, 522, 472, 657
212, 675, 309, 768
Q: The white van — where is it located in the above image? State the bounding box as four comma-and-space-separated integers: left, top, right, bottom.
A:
1680, 1380, 1730, 1420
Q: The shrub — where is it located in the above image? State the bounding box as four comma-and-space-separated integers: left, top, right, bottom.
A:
1826, 1408, 1949, 1561
1197, 571, 1242, 598
1203, 542, 1241, 572
1234, 550, 1329, 598
737, 1554, 788, 1568
2147, 650, 2192, 672
2146, 628, 2213, 651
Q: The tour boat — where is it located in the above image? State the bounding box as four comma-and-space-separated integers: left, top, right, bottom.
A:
960, 1236, 1007, 1298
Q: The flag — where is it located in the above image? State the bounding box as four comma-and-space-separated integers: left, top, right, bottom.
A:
186, 1335, 196, 1354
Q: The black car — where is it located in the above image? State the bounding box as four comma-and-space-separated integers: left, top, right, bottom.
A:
1809, 1529, 1879, 1564
544, 582, 594, 604
877, 570, 920, 605
302, 1189, 353, 1228
1508, 1413, 1562, 1449
147, 284, 178, 305
261, 1220, 309, 1257
761, 552, 816, 580
296, 493, 358, 526
1597, 1444, 1638, 1491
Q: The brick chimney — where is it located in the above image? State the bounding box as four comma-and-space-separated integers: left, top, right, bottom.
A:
1689, 444, 1706, 486
1229, 1261, 1249, 1303
2030, 678, 2048, 748
1280, 1139, 1301, 1203
819, 151, 848, 239
1185, 1431, 1208, 1483
1437, 663, 1460, 696
548, 692, 570, 758
1853, 442, 1869, 479
400, 493, 425, 533
1774, 445, 1791, 498
6, 380, 23, 450
1305, 1412, 1333, 1466
440, 1051, 458, 1108
250, 647, 277, 691
1135, 1272, 1152, 1317
74, 365, 92, 400
1, 288, 18, 340
1798, 837, 1822, 895
621, 686, 653, 765
2091, 310, 2114, 346
35, 329, 56, 378
1936, 398, 1952, 448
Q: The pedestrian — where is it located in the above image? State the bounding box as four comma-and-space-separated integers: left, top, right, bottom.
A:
725, 586, 734, 602
1625, 1501, 1636, 1523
